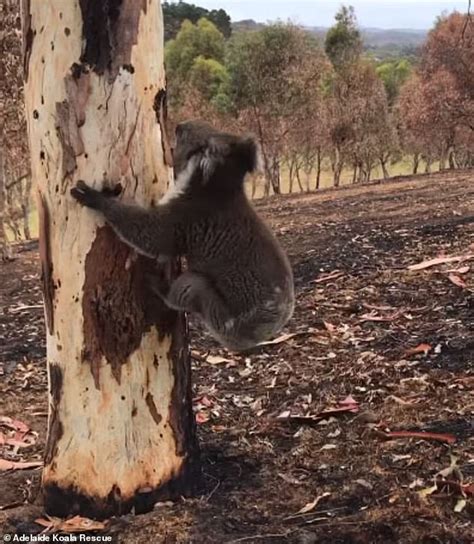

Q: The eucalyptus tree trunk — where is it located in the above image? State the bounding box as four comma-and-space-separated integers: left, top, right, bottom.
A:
0, 152, 12, 260
21, 0, 198, 518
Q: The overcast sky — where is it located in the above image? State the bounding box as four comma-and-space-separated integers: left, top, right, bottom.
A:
186, 1, 468, 29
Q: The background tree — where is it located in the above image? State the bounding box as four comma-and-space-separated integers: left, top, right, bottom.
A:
227, 25, 327, 194
398, 12, 473, 171
376, 58, 412, 105
165, 18, 228, 106
0, 0, 31, 255
163, 1, 231, 41
22, 0, 198, 517
325, 5, 362, 70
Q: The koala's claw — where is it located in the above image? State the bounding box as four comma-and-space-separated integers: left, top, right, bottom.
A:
70, 181, 101, 208
71, 180, 121, 209
102, 183, 123, 197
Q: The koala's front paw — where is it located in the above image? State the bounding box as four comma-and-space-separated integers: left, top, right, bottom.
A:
101, 183, 123, 198
71, 180, 121, 209
70, 180, 104, 209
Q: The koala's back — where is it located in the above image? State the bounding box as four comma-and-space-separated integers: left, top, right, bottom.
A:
182, 195, 293, 316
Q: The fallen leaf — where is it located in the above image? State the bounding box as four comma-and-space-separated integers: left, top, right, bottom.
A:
195, 412, 210, 424
190, 350, 207, 362
405, 343, 432, 357
448, 274, 467, 288
323, 321, 336, 333
408, 253, 474, 271
454, 499, 466, 513
463, 483, 474, 496
313, 271, 344, 283
339, 395, 358, 408
409, 478, 425, 489
376, 430, 456, 444
35, 515, 107, 533
0, 459, 43, 471
445, 266, 470, 274
258, 333, 299, 346
278, 472, 304, 485
277, 397, 360, 425
239, 367, 252, 378
206, 355, 236, 365
386, 395, 420, 406
418, 484, 438, 499
392, 454, 412, 462
320, 444, 337, 451
359, 311, 402, 322
362, 303, 396, 312
355, 479, 373, 490
296, 492, 331, 514
436, 455, 458, 479
0, 433, 33, 448
0, 416, 30, 435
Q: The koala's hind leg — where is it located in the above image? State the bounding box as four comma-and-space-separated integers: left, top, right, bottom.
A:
164, 271, 220, 315
163, 272, 258, 352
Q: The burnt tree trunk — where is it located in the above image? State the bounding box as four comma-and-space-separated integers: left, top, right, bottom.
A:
288, 158, 295, 193
0, 151, 13, 260
21, 0, 198, 518
314, 147, 321, 190
380, 155, 390, 179
412, 153, 420, 174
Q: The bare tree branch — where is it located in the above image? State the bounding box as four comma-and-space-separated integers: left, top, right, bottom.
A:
462, 0, 473, 40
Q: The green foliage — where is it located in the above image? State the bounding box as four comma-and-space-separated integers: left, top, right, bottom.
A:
325, 5, 362, 69
189, 56, 231, 105
376, 59, 412, 104
226, 24, 320, 114
165, 18, 228, 105
162, 1, 231, 41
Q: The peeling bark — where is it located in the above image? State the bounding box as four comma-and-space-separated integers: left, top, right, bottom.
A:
22, 0, 199, 518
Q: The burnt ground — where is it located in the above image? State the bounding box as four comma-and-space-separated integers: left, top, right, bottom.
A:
0, 171, 473, 543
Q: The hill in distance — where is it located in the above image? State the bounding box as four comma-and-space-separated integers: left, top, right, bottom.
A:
232, 19, 427, 50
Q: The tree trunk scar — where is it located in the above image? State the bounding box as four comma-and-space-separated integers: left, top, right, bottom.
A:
55, 71, 90, 186
38, 191, 55, 334
20, 0, 33, 81
44, 364, 64, 466
79, 0, 147, 79
153, 89, 173, 167
145, 393, 162, 425
55, 100, 84, 182
81, 228, 178, 388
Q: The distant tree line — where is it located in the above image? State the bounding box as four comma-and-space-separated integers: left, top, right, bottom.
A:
166, 4, 473, 195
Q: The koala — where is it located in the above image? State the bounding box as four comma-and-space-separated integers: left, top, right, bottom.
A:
71, 120, 294, 352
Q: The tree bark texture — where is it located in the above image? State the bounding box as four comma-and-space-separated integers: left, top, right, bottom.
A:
22, 0, 198, 518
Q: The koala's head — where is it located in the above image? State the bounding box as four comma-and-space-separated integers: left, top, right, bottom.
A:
173, 120, 262, 196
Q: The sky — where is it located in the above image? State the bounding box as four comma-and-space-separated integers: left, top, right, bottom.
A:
185, 0, 468, 29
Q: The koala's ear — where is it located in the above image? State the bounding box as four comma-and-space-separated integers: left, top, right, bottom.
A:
237, 137, 263, 174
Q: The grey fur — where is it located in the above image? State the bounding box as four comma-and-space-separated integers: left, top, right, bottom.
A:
71, 120, 294, 352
